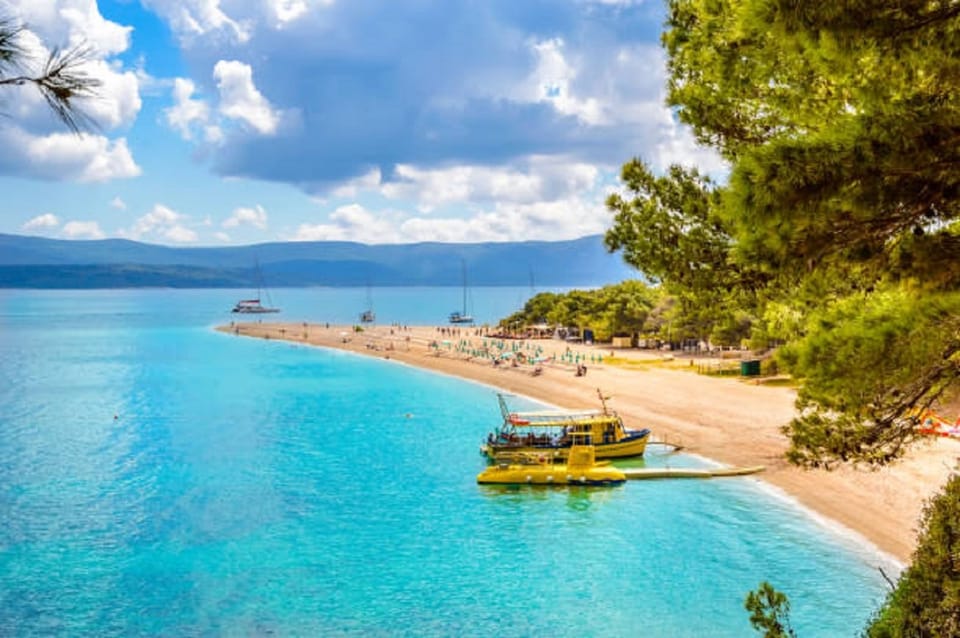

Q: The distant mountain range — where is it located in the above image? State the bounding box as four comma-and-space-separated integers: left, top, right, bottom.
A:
0, 233, 636, 288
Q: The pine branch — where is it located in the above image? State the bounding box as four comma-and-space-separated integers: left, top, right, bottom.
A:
33, 45, 102, 134
0, 18, 25, 71
0, 17, 101, 134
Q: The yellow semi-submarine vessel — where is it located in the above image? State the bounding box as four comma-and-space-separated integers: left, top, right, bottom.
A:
476, 433, 626, 486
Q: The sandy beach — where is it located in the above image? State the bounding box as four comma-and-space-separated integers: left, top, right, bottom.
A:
218, 321, 960, 563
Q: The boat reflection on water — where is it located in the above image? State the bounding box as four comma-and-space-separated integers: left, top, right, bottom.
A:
476, 483, 623, 512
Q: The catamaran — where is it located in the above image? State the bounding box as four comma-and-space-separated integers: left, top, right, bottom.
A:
232, 261, 279, 314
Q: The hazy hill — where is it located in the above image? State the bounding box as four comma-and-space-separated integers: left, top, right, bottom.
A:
0, 234, 636, 288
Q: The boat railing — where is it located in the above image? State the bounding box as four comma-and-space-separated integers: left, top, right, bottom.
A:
504, 413, 621, 429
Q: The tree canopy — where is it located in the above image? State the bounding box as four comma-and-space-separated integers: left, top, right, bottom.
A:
865, 473, 960, 637
665, 0, 960, 281
499, 281, 663, 343
744, 581, 796, 638
606, 0, 960, 466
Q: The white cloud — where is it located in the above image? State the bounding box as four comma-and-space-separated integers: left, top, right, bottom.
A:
155, 2, 724, 206
129, 203, 180, 238
204, 124, 224, 143
379, 158, 599, 211
22, 213, 61, 231
79, 63, 141, 128
141, 0, 250, 43
222, 204, 268, 229
397, 196, 611, 243
123, 204, 197, 243
165, 78, 210, 140
62, 220, 105, 239
525, 38, 604, 125
6, 0, 132, 56
1, 4, 141, 133
213, 60, 280, 135
293, 186, 612, 244
0, 3, 144, 186
267, 0, 309, 25
110, 196, 126, 210
293, 204, 396, 242
0, 127, 141, 182
163, 225, 199, 243
214, 231, 231, 242
330, 168, 383, 199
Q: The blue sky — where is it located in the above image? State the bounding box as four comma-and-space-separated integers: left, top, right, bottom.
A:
0, 0, 721, 245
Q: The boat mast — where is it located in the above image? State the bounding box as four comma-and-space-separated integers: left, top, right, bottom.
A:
461, 259, 467, 315
597, 388, 610, 415
254, 258, 263, 301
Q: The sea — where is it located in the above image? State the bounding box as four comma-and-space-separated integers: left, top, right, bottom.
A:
0, 288, 898, 637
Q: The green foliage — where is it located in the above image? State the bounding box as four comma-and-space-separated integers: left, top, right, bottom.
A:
499, 281, 661, 342
745, 582, 796, 638
605, 162, 731, 290
665, 0, 960, 283
865, 473, 960, 637
780, 287, 960, 467
604, 0, 960, 465
605, 160, 768, 345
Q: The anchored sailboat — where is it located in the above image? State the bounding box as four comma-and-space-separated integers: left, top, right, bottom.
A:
231, 260, 279, 314
449, 260, 474, 324
359, 283, 375, 323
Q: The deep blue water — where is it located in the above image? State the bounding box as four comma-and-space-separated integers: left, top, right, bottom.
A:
0, 289, 896, 636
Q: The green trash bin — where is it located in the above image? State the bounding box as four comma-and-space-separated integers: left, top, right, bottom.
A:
740, 359, 761, 376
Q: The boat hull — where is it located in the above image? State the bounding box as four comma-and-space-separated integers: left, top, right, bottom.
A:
232, 307, 280, 314
477, 465, 626, 486
482, 429, 650, 461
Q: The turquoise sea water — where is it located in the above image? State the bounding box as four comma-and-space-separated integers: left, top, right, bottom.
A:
0, 289, 896, 636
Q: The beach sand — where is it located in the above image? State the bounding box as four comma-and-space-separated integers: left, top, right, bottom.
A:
218, 321, 960, 563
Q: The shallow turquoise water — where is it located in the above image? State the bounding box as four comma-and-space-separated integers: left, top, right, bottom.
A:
0, 289, 895, 636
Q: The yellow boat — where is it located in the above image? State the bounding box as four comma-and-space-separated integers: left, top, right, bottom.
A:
480, 392, 650, 461
477, 436, 626, 486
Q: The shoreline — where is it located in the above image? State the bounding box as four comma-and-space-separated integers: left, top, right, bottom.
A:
218, 321, 960, 563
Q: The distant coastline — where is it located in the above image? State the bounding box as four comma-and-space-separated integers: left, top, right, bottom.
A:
219, 320, 960, 564
0, 233, 635, 289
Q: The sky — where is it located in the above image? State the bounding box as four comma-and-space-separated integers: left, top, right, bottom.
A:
0, 0, 722, 246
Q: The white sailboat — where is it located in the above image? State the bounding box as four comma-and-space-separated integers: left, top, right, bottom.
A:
449, 260, 474, 324
359, 283, 375, 323
232, 260, 280, 314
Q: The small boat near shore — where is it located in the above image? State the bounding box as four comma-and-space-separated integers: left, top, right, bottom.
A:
477, 435, 626, 486
359, 283, 375, 323
232, 298, 280, 314
232, 260, 280, 314
449, 260, 474, 324
481, 392, 650, 461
